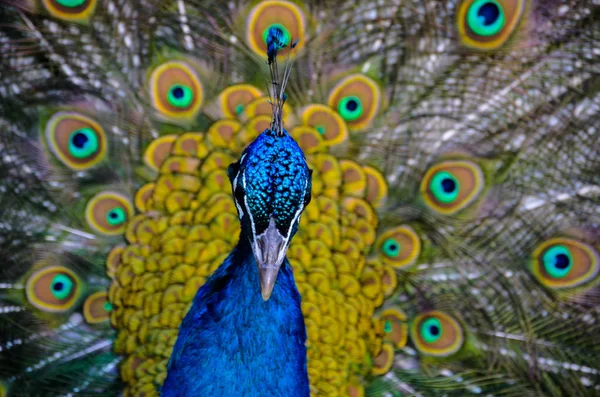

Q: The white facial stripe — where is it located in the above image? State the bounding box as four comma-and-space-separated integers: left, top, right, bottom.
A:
232, 168, 244, 219
240, 168, 309, 266
232, 153, 247, 196
232, 166, 240, 193
242, 172, 259, 249
234, 199, 244, 219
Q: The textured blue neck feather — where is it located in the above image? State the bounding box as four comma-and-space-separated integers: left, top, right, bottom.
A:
162, 236, 309, 397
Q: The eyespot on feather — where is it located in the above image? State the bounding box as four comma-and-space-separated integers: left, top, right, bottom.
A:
411, 311, 464, 357
420, 160, 484, 215
45, 111, 107, 170
328, 74, 381, 131
85, 191, 133, 235
457, 0, 526, 50
149, 61, 204, 121
380, 308, 409, 348
301, 104, 348, 146
530, 237, 600, 289
26, 265, 82, 313
83, 291, 111, 324
219, 84, 263, 118
42, 0, 97, 22
376, 225, 421, 269
246, 0, 306, 58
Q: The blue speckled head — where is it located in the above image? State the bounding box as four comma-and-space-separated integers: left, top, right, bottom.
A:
228, 128, 312, 300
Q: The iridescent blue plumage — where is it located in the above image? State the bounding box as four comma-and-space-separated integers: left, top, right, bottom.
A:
162, 28, 310, 397
162, 128, 311, 396
236, 129, 312, 241
162, 237, 309, 396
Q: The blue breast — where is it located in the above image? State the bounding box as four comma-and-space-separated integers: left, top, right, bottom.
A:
162, 238, 309, 397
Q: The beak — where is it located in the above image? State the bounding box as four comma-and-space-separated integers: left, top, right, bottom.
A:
252, 218, 288, 301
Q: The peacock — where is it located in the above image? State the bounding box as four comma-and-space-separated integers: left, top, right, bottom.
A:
162, 37, 313, 396
0, 0, 599, 396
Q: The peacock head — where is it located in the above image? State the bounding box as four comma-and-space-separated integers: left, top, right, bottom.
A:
228, 128, 312, 300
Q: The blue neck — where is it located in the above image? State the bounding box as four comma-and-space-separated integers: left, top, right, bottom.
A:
162, 235, 309, 397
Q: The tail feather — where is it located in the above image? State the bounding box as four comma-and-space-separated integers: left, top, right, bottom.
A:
0, 1, 599, 396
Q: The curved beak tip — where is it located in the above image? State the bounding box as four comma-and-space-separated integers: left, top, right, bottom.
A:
261, 290, 272, 301
259, 265, 279, 301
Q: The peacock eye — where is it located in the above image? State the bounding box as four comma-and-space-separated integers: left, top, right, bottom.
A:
106, 207, 127, 226
167, 84, 194, 109
542, 245, 572, 279
376, 225, 421, 269
467, 0, 505, 36
46, 112, 106, 170
42, 0, 97, 22
56, 0, 85, 6
411, 311, 464, 357
531, 238, 600, 289
384, 320, 392, 333
421, 160, 484, 215
420, 317, 442, 343
68, 127, 99, 159
26, 266, 82, 312
246, 0, 305, 58
50, 274, 74, 300
328, 74, 381, 131
382, 238, 400, 258
149, 61, 204, 121
429, 171, 460, 204
83, 291, 112, 324
85, 191, 133, 235
337, 96, 363, 122
457, 0, 525, 50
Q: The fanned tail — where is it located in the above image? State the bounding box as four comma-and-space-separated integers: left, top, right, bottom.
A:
0, 1, 599, 396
